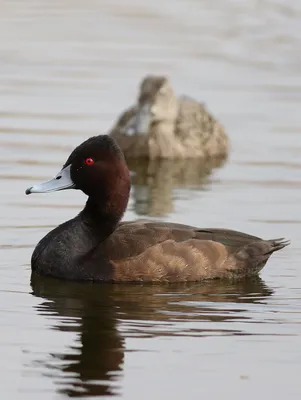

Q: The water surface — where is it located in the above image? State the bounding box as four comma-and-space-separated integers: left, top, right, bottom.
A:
0, 1, 300, 399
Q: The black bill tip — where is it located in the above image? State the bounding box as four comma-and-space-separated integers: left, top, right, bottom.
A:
25, 187, 32, 195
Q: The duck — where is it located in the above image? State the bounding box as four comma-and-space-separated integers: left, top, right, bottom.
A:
109, 75, 229, 160
25, 135, 289, 283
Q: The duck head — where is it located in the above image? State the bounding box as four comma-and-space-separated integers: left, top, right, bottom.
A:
26, 135, 131, 225
126, 75, 178, 136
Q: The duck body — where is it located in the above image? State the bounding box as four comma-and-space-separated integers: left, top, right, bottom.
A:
26, 135, 289, 283
32, 219, 289, 282
110, 75, 229, 160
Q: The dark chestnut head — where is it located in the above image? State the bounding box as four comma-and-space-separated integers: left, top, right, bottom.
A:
26, 135, 131, 211
64, 135, 129, 197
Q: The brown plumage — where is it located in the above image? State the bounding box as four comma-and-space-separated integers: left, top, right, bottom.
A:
26, 135, 289, 283
109, 75, 229, 160
104, 223, 289, 282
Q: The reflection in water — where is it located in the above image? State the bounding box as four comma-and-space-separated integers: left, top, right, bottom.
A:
31, 273, 124, 398
31, 273, 272, 398
128, 157, 227, 217
0, 0, 299, 398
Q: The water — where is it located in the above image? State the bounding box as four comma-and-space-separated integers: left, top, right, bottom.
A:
0, 0, 300, 398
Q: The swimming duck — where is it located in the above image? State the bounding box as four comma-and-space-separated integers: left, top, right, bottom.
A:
26, 135, 289, 282
109, 75, 229, 160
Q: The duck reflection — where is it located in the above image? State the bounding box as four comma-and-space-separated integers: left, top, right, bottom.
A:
31, 274, 272, 397
127, 157, 227, 217
31, 273, 124, 397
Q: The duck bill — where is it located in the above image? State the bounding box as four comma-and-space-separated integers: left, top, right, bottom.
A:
25, 165, 75, 195
134, 103, 152, 135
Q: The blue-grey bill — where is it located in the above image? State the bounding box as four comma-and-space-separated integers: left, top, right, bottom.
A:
25, 164, 75, 195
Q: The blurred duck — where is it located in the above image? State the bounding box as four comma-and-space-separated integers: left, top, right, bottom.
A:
110, 75, 229, 160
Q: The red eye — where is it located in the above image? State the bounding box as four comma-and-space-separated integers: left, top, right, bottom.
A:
85, 157, 94, 166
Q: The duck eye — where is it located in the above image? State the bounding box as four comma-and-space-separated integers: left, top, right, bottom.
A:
84, 157, 94, 166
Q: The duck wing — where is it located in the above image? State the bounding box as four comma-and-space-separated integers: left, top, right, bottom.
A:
102, 221, 289, 282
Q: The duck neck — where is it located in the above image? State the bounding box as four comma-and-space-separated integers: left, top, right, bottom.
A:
80, 199, 121, 242
80, 176, 130, 243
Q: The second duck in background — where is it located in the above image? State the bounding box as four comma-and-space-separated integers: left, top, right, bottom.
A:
109, 75, 229, 160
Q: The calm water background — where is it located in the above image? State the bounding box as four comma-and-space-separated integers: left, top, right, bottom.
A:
0, 0, 300, 398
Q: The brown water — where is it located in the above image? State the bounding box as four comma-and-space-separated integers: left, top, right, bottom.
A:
0, 0, 300, 398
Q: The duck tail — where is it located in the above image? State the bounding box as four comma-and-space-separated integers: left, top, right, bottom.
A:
233, 237, 290, 277
263, 238, 291, 255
